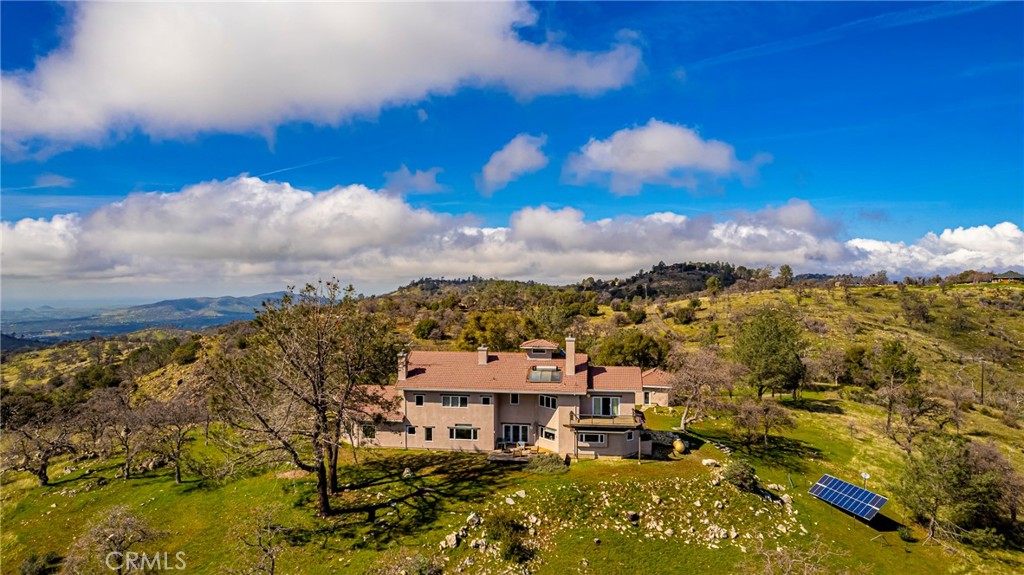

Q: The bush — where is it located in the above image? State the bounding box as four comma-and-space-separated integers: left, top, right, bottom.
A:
487, 509, 535, 564
722, 460, 758, 491
897, 525, 916, 542
523, 453, 568, 475
413, 318, 441, 340
628, 308, 647, 324
171, 336, 202, 365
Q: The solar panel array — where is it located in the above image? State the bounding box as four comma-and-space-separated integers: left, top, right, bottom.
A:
809, 474, 888, 520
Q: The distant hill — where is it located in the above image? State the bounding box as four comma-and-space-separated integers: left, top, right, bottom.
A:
1, 292, 285, 342
0, 333, 48, 354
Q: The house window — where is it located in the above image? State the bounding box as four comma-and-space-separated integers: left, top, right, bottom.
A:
481, 395, 492, 406
407, 426, 416, 435
361, 424, 376, 439
539, 395, 557, 409
580, 433, 606, 445
414, 394, 425, 407
449, 425, 478, 441
592, 396, 620, 416
442, 395, 469, 408
541, 427, 556, 441
643, 391, 651, 405
510, 393, 519, 405
626, 431, 634, 441
424, 427, 434, 442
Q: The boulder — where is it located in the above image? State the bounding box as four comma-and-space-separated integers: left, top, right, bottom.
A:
702, 459, 720, 467
652, 494, 662, 505
445, 532, 460, 549
516, 490, 527, 498
466, 512, 480, 527
402, 467, 414, 478
505, 497, 515, 505
625, 511, 641, 522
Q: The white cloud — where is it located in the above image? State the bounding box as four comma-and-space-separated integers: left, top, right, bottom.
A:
1, 3, 640, 155
565, 118, 772, 195
847, 222, 1024, 277
478, 134, 549, 194
417, 109, 429, 123
383, 165, 446, 195
34, 174, 75, 189
3, 176, 1019, 302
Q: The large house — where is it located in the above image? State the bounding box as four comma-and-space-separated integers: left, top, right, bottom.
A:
357, 338, 672, 459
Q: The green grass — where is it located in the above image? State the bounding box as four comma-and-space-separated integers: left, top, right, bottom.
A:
6, 401, 1020, 575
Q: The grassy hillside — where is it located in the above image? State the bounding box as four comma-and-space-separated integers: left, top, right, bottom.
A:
2, 282, 1022, 574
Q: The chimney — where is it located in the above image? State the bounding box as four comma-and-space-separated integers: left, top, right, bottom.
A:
565, 337, 576, 377
397, 352, 408, 381
478, 346, 489, 365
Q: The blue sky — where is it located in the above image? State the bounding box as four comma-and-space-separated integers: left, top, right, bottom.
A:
1, 2, 1022, 306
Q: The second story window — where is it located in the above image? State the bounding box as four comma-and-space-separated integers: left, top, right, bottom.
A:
539, 395, 557, 409
510, 393, 520, 405
528, 366, 562, 382
414, 395, 425, 407
442, 395, 469, 408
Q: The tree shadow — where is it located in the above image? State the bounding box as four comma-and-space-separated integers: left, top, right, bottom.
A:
283, 451, 519, 549
711, 435, 825, 474
785, 398, 845, 415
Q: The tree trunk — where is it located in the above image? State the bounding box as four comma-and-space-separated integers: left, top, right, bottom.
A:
327, 415, 342, 494
174, 460, 182, 484
35, 463, 50, 486
680, 404, 690, 432
314, 458, 331, 517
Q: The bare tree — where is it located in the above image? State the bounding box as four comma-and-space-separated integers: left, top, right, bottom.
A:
86, 387, 152, 480
813, 346, 846, 386
150, 392, 206, 483
229, 507, 285, 575
734, 400, 795, 447
61, 506, 165, 575
888, 382, 942, 455
0, 393, 75, 486
669, 348, 738, 431
210, 280, 404, 517
872, 339, 921, 433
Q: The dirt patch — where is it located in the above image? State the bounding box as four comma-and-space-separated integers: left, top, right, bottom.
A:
276, 469, 311, 479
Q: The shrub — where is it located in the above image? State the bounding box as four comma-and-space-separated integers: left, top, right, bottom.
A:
524, 453, 568, 474
897, 525, 916, 542
722, 460, 758, 491
487, 509, 535, 564
628, 308, 647, 324
413, 318, 440, 340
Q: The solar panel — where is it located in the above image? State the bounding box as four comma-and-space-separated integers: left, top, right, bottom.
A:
808, 474, 888, 520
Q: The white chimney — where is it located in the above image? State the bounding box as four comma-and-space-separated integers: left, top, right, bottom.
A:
397, 352, 408, 381
565, 337, 576, 377
478, 346, 489, 365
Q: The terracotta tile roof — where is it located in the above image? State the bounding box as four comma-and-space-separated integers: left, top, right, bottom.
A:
519, 339, 560, 349
355, 386, 405, 422
397, 350, 589, 394
590, 366, 643, 392
641, 368, 674, 389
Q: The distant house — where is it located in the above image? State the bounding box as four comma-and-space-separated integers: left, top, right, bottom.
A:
994, 271, 1024, 284
356, 337, 671, 459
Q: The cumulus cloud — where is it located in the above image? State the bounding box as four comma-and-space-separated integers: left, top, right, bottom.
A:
565, 118, 772, 195
3, 176, 1019, 302
1, 3, 640, 155
478, 134, 549, 194
383, 165, 446, 195
848, 222, 1024, 278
